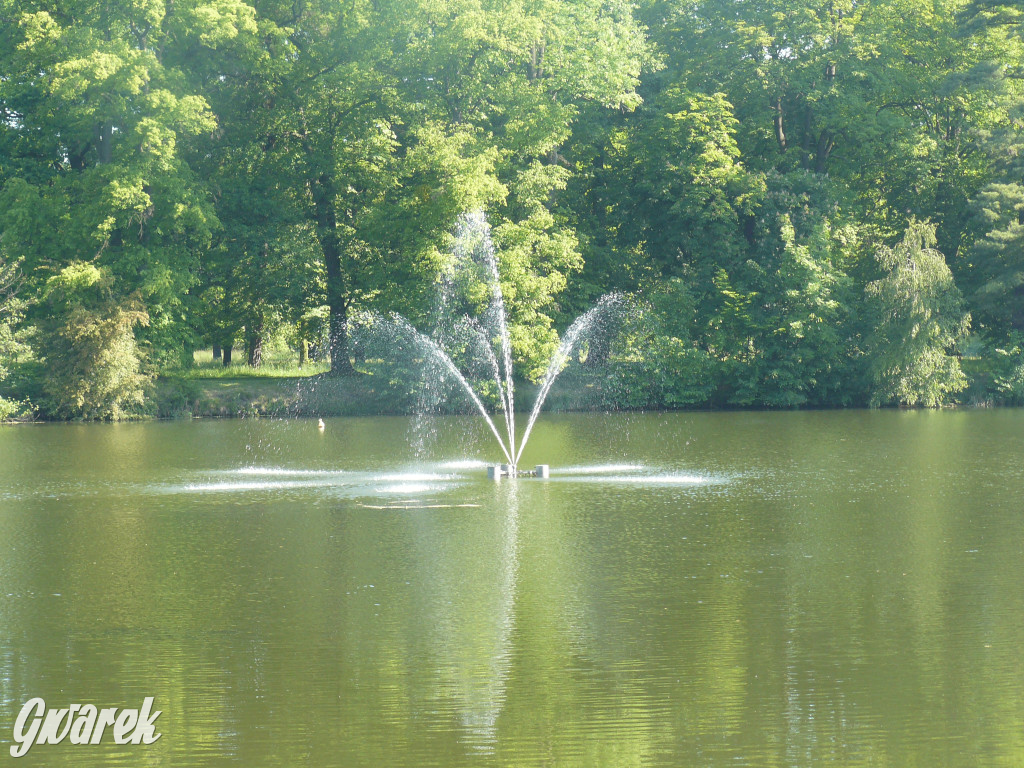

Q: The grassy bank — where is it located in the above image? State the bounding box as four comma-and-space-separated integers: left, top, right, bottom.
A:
155, 373, 625, 419
155, 373, 424, 418
155, 351, 612, 420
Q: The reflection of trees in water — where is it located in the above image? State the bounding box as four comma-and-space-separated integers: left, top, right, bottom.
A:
6, 414, 1024, 765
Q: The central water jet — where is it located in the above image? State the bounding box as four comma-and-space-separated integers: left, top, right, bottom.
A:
355, 212, 623, 476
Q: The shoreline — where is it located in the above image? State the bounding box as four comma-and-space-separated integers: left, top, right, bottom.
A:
1, 373, 996, 423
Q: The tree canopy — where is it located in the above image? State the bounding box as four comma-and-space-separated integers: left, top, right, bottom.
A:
1, 0, 1022, 417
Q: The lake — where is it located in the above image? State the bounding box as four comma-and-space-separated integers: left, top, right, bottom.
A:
0, 410, 1022, 766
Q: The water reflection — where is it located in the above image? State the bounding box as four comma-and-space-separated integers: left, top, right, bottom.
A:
411, 481, 520, 752
1, 412, 1024, 766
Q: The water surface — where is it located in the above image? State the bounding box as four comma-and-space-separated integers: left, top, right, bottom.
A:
0, 411, 1022, 766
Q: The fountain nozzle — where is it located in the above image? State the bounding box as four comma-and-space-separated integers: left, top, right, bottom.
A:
487, 464, 549, 480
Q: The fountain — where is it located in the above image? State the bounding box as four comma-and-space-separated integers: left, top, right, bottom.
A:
358, 212, 622, 478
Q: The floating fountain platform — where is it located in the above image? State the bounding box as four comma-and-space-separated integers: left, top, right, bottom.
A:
488, 464, 550, 480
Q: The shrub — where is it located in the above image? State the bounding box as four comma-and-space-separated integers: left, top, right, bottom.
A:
39, 263, 153, 420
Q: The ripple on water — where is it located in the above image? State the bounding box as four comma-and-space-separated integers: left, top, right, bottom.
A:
154, 467, 461, 498
549, 464, 718, 486
556, 464, 648, 474
554, 474, 711, 486
373, 484, 437, 495
144, 462, 728, 498
437, 459, 489, 470
178, 479, 339, 493
231, 467, 352, 477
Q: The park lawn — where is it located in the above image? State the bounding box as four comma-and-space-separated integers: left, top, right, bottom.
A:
155, 372, 418, 419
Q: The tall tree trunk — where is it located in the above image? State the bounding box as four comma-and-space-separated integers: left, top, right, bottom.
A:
328, 303, 354, 375
800, 102, 814, 169
312, 173, 356, 375
96, 122, 113, 165
815, 131, 835, 174
246, 322, 264, 368
773, 96, 787, 152
223, 345, 233, 366
298, 339, 308, 368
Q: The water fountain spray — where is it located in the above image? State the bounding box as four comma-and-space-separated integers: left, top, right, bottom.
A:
359, 212, 622, 478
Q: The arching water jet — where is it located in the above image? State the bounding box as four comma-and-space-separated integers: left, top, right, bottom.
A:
354, 212, 624, 476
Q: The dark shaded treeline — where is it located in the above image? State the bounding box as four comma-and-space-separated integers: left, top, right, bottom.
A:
1, 0, 1023, 419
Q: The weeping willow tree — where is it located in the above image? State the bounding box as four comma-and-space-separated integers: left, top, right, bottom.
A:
866, 220, 971, 407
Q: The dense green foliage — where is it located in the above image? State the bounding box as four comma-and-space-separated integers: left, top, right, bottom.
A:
1, 0, 1023, 418
0, 255, 30, 418
39, 262, 153, 419
865, 221, 972, 405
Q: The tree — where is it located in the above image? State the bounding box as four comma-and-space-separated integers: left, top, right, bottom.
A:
231, 0, 653, 377
704, 172, 858, 406
562, 83, 766, 349
0, 0, 227, 365
645, 0, 863, 176
638, 0, 1019, 255
726, 216, 856, 407
193, 112, 324, 368
603, 88, 762, 286
958, 0, 1024, 38
963, 182, 1024, 336
866, 219, 971, 406
39, 263, 152, 420
0, 255, 30, 419
956, 62, 1024, 339
598, 279, 716, 409
854, 0, 1019, 257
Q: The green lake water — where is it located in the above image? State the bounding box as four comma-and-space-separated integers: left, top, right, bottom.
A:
0, 410, 1022, 766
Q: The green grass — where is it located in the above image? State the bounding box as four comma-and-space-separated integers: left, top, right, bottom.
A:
179, 349, 330, 379
158, 349, 409, 417
155, 366, 418, 418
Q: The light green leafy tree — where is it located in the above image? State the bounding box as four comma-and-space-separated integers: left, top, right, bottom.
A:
728, 214, 856, 407
0, 0, 230, 371
640, 0, 1021, 254
405, 0, 654, 379
866, 219, 971, 406
0, 256, 31, 419
225, 0, 653, 378
39, 262, 152, 420
964, 181, 1024, 338
645, 0, 864, 175
563, 85, 764, 345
